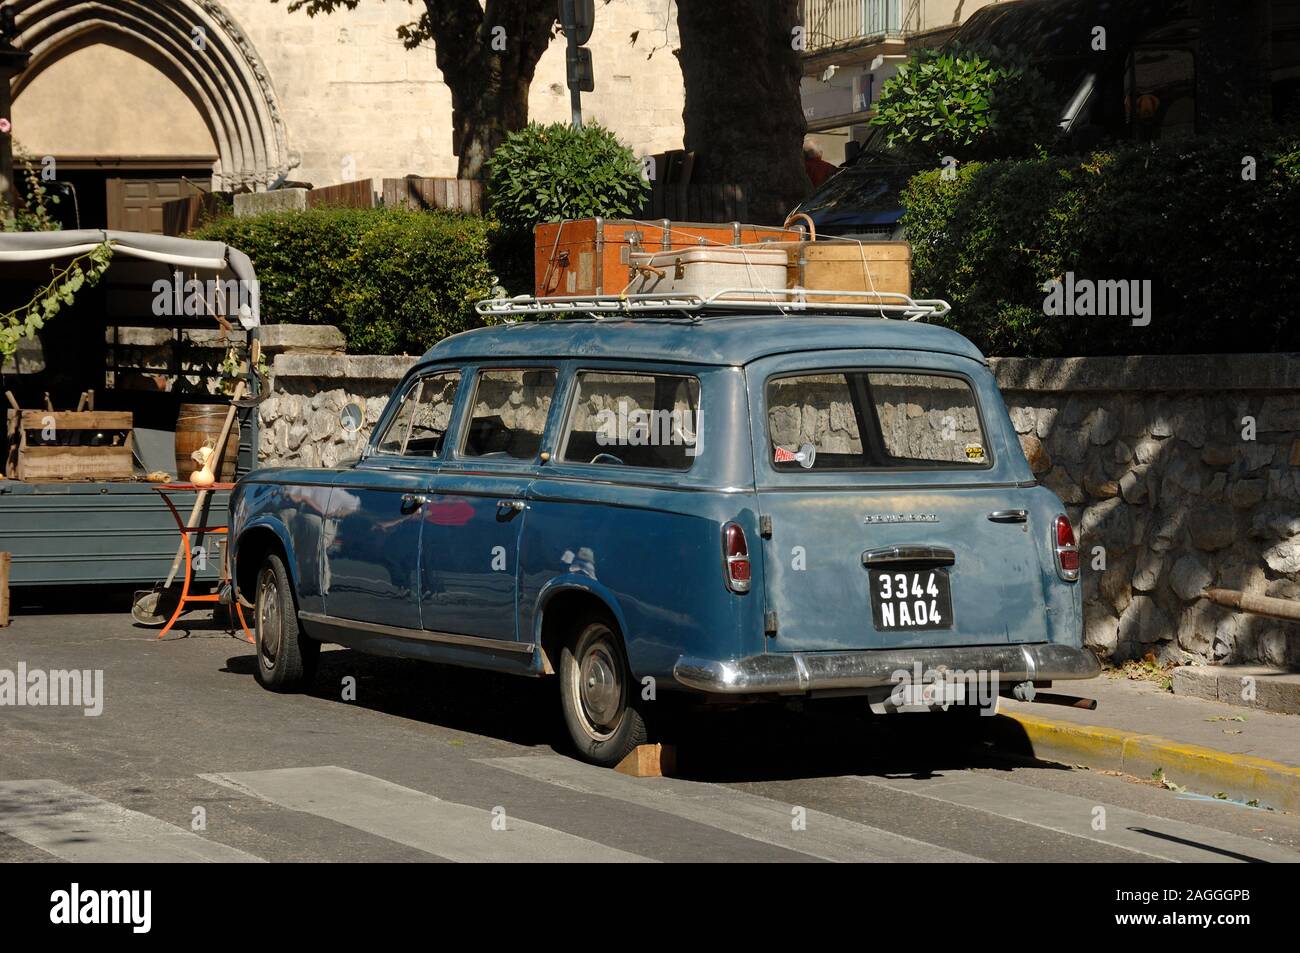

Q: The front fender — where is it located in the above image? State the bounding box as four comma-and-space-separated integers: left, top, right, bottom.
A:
230, 479, 330, 615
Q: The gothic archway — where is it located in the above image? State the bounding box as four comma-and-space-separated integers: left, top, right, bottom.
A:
11, 0, 294, 189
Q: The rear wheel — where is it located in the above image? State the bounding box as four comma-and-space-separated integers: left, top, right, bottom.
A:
253, 552, 318, 692
559, 617, 647, 767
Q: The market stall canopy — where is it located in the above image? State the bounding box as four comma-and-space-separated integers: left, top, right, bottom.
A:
0, 230, 260, 329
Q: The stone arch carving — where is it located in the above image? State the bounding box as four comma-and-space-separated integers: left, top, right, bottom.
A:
11, 0, 295, 189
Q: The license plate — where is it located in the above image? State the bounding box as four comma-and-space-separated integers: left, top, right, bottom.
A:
869, 568, 954, 631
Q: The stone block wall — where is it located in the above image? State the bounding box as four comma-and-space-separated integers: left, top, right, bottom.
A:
993, 355, 1300, 668
256, 331, 1300, 667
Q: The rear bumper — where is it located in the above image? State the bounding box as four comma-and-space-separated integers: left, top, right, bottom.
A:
672, 643, 1100, 695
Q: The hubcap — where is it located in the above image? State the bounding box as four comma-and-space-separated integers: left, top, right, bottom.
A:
575, 635, 623, 740
257, 567, 281, 663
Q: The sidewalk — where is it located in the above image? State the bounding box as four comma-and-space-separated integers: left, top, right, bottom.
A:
982, 672, 1300, 813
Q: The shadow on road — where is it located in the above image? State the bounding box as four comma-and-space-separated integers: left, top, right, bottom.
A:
221, 647, 1059, 783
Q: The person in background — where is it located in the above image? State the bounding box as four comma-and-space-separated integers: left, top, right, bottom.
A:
804, 139, 838, 187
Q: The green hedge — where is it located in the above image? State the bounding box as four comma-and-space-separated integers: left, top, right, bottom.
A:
902, 133, 1300, 356
191, 208, 496, 355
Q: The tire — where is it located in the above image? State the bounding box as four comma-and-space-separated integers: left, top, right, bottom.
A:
558, 616, 647, 767
252, 551, 319, 692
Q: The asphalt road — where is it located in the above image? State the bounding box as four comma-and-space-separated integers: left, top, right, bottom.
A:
3, 607, 1299, 864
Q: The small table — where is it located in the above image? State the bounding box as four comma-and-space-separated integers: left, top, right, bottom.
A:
151, 483, 252, 642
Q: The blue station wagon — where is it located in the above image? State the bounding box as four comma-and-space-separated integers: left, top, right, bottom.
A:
230, 292, 1100, 766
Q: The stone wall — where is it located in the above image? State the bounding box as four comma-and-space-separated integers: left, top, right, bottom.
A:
993, 354, 1300, 669
256, 332, 1300, 667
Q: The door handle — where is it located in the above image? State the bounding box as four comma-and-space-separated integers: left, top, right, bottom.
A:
988, 509, 1028, 523
401, 494, 428, 513
496, 499, 525, 519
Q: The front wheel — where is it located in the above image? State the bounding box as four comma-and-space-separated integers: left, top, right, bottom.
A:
559, 617, 647, 767
253, 551, 319, 692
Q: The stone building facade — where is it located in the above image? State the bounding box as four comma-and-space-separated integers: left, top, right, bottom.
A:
9, 0, 684, 223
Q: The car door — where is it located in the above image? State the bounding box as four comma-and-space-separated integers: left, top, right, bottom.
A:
419, 365, 560, 644
321, 369, 461, 630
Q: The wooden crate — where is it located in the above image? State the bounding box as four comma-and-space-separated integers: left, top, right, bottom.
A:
769, 240, 912, 301
534, 218, 804, 297
9, 411, 134, 481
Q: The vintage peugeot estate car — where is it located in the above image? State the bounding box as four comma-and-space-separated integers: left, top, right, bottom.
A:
230, 292, 1100, 766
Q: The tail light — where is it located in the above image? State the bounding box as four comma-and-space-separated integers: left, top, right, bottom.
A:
722, 522, 751, 593
1054, 514, 1080, 581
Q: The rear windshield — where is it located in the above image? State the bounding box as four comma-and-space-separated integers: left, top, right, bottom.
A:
766, 371, 989, 471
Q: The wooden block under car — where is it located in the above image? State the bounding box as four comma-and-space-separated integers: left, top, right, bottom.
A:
12, 410, 134, 481
614, 743, 677, 778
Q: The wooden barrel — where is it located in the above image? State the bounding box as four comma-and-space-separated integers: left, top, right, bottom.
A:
175, 403, 238, 481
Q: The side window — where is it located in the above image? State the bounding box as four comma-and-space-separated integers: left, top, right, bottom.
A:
561, 371, 701, 470
767, 371, 988, 471
462, 368, 558, 460
374, 371, 460, 457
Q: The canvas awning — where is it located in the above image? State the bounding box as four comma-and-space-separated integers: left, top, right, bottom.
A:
0, 229, 260, 329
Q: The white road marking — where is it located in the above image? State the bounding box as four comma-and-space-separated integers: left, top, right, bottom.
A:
856, 772, 1300, 863
201, 765, 653, 863
482, 754, 986, 863
0, 779, 263, 863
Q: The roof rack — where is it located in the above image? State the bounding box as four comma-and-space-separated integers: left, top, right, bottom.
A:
475, 288, 953, 323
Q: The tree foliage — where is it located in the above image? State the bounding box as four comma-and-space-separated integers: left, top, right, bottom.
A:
486, 121, 649, 234
901, 132, 1300, 357
871, 45, 1059, 164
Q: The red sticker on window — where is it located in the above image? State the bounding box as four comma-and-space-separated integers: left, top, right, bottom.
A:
774, 446, 798, 463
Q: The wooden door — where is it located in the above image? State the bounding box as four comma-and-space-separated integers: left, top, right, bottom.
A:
106, 177, 201, 234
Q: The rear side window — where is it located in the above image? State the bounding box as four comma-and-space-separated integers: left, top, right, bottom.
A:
462, 368, 558, 460
767, 371, 988, 471
561, 371, 701, 470
375, 371, 460, 457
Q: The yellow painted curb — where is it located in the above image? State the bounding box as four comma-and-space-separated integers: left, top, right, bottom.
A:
995, 711, 1300, 814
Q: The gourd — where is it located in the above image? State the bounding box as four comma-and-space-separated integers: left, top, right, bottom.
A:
189, 444, 216, 487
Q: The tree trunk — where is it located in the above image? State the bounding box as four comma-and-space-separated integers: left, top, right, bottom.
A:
676, 0, 809, 224
430, 0, 557, 180
1195, 0, 1272, 131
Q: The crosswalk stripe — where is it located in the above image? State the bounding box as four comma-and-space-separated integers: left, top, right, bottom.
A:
482, 754, 986, 863
201, 766, 653, 863
0, 779, 263, 863
855, 772, 1300, 863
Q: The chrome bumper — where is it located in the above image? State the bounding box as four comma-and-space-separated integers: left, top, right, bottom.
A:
672, 643, 1100, 695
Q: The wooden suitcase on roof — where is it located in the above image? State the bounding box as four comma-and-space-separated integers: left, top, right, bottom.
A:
534, 218, 804, 298
776, 239, 913, 301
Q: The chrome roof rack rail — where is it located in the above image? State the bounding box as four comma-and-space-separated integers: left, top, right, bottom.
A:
475, 289, 952, 323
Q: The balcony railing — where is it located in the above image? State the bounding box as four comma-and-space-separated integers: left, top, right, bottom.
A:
801, 0, 906, 53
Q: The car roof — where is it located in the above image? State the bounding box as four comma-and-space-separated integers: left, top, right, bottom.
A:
419, 314, 987, 368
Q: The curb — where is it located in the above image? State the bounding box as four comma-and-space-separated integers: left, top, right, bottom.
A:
982, 710, 1300, 814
